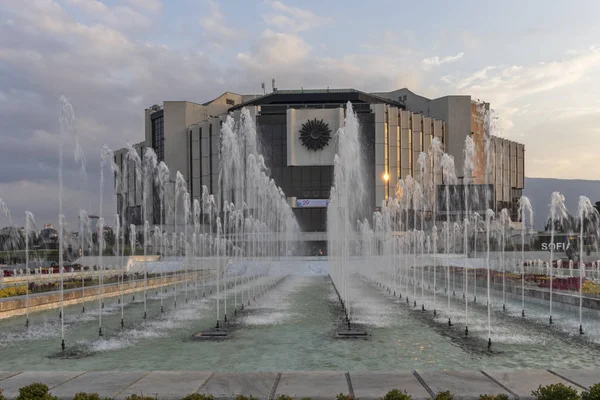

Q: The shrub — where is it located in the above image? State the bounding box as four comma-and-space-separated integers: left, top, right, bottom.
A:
582, 383, 600, 400
16, 383, 58, 400
233, 396, 258, 400
435, 391, 454, 400
73, 393, 101, 400
0, 285, 27, 298
531, 383, 580, 400
124, 395, 154, 400
276, 396, 294, 400
382, 389, 412, 400
336, 394, 353, 400
479, 395, 509, 400
181, 395, 214, 400
1, 388, 6, 400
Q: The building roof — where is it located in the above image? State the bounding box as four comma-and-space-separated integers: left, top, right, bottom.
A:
202, 91, 243, 106
374, 87, 432, 102
228, 88, 406, 111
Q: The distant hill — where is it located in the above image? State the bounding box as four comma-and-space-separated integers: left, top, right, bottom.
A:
523, 177, 600, 229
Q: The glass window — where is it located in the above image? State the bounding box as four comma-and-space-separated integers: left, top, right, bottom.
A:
152, 116, 164, 162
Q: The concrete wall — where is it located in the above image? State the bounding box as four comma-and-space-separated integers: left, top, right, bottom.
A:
470, 101, 487, 184
372, 104, 386, 207
286, 108, 342, 166
163, 101, 205, 184
0, 275, 186, 318
428, 95, 472, 179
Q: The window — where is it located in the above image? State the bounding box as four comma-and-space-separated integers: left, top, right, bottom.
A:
384, 122, 389, 200
151, 115, 164, 162
209, 124, 213, 194
189, 130, 193, 196
397, 126, 400, 183
198, 127, 202, 193
226, 99, 235, 105
408, 128, 412, 175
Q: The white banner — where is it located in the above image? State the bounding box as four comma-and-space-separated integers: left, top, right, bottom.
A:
296, 199, 329, 208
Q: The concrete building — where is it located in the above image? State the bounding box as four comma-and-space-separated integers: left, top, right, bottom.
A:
374, 88, 525, 220
115, 88, 525, 238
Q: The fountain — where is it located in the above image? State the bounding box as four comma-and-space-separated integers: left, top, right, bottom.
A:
548, 192, 568, 325
5, 96, 600, 374
518, 196, 533, 317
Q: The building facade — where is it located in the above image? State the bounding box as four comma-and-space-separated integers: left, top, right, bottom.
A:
115, 88, 525, 236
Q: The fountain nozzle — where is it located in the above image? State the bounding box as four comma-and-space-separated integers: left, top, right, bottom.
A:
421, 304, 425, 313
414, 300, 417, 308
549, 315, 553, 325
216, 320, 220, 330
59, 311, 62, 320
121, 319, 124, 328
82, 305, 85, 313
488, 338, 492, 350
224, 314, 227, 324
99, 327, 103, 337
522, 309, 525, 318
433, 309, 437, 317
448, 318, 452, 327
465, 326, 469, 337
61, 339, 65, 352
502, 304, 506, 312
580, 325, 584, 335
143, 311, 147, 319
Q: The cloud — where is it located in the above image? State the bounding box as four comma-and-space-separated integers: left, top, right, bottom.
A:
422, 52, 464, 70
63, 0, 152, 31
199, 0, 241, 48
234, 30, 421, 92
263, 0, 330, 32
0, 180, 116, 230
123, 0, 161, 13
0, 0, 223, 226
451, 46, 600, 106
237, 30, 312, 68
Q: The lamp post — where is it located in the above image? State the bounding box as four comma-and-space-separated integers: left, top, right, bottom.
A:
383, 172, 390, 204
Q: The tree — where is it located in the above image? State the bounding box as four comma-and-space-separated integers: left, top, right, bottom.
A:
544, 213, 576, 233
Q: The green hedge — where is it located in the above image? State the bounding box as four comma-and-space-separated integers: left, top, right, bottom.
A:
5, 382, 600, 400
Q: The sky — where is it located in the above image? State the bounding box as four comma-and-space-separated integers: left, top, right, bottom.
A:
1, 0, 600, 228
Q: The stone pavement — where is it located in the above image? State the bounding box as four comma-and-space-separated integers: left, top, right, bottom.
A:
0, 369, 597, 399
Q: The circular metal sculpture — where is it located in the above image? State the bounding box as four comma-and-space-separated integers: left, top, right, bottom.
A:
299, 118, 332, 151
